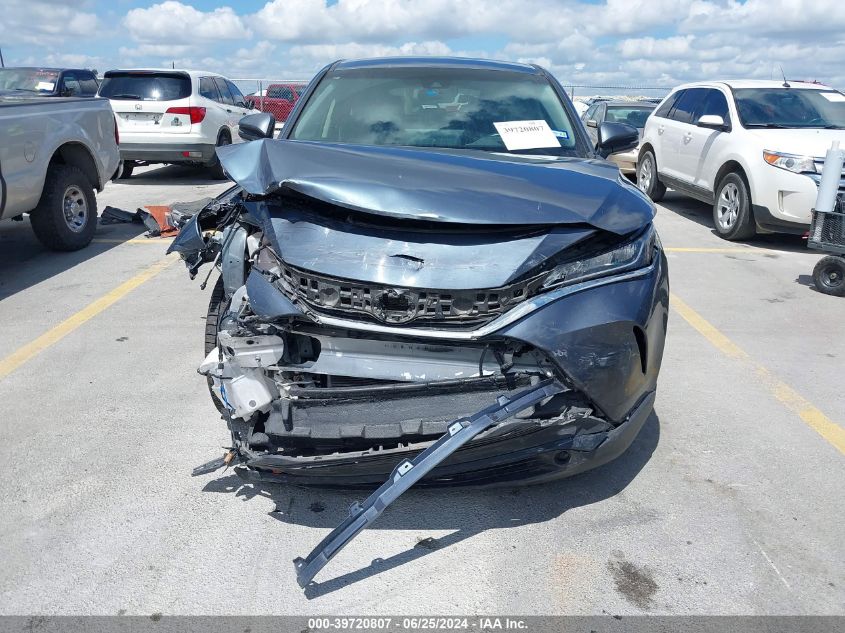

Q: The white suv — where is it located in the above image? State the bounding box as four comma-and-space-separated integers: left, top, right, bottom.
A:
98, 69, 252, 179
637, 80, 845, 240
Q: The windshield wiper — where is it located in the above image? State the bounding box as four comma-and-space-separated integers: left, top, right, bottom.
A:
744, 123, 791, 129
13, 88, 38, 93
109, 93, 142, 99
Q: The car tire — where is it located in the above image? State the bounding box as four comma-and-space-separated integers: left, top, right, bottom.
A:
209, 131, 232, 180
114, 160, 135, 180
812, 256, 845, 297
637, 150, 666, 202
204, 277, 229, 414
713, 172, 756, 241
30, 164, 98, 252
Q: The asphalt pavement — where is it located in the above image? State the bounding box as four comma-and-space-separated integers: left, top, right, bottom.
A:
0, 166, 842, 616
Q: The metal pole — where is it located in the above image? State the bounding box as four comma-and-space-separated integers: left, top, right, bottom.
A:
259, 80, 264, 111
0, 48, 5, 68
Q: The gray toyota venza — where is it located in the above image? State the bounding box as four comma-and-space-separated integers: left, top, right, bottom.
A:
170, 57, 669, 586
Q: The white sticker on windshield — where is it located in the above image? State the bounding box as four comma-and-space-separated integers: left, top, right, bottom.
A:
36, 81, 55, 91
821, 92, 845, 102
493, 120, 561, 151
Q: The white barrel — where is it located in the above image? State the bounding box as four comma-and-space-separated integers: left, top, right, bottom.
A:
816, 141, 844, 213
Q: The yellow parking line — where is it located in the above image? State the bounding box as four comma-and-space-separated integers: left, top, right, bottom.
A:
671, 292, 845, 455
0, 257, 174, 381
92, 238, 174, 245
664, 247, 753, 253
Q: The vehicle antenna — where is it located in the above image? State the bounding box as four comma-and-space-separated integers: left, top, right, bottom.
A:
0, 47, 5, 68
780, 65, 790, 88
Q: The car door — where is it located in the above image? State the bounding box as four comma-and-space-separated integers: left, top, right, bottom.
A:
224, 79, 251, 133
212, 77, 243, 139
658, 88, 706, 181
199, 76, 227, 135
678, 88, 733, 190
649, 90, 682, 168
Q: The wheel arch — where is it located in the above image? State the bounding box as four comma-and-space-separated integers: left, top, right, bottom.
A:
50, 143, 101, 191
218, 127, 232, 143
638, 142, 656, 164
714, 160, 751, 193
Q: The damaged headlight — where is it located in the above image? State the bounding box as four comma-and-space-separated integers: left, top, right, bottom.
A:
542, 224, 658, 289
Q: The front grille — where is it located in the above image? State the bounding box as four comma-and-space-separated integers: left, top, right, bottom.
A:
276, 260, 544, 328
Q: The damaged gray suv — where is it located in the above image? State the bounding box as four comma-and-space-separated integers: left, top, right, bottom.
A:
170, 57, 669, 586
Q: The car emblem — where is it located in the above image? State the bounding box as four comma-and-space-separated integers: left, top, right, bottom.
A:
373, 289, 416, 323
135, 104, 142, 110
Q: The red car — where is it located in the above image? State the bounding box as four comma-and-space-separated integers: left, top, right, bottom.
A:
245, 83, 306, 123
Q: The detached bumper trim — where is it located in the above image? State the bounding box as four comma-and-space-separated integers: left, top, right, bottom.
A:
291, 378, 566, 588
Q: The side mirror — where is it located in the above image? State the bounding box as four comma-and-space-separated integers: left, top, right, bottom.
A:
697, 114, 726, 130
246, 100, 255, 110
238, 112, 276, 141
586, 119, 598, 128
596, 122, 639, 159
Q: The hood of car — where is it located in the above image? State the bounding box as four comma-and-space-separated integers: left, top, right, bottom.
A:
217, 139, 654, 235
746, 128, 845, 157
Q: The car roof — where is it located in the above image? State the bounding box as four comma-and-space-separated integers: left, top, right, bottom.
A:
673, 79, 834, 91
333, 56, 541, 74
103, 68, 226, 78
0, 67, 88, 73
604, 100, 656, 108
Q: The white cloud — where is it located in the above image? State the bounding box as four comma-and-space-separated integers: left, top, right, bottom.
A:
123, 1, 251, 43
618, 35, 695, 59
0, 0, 100, 45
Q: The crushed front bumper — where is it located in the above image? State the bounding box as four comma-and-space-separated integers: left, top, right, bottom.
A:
237, 390, 654, 488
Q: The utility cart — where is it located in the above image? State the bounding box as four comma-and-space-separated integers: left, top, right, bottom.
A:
810, 143, 845, 296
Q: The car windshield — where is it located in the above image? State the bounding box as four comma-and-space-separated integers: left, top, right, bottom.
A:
288, 67, 580, 156
604, 105, 654, 128
734, 88, 845, 129
0, 69, 60, 93
98, 72, 191, 101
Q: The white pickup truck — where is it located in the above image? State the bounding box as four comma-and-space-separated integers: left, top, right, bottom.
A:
0, 96, 120, 250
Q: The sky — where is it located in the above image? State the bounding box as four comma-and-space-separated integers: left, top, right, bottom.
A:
2, 0, 845, 97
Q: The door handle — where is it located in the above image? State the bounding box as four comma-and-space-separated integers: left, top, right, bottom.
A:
657, 126, 664, 135
683, 134, 692, 144
226, 109, 233, 113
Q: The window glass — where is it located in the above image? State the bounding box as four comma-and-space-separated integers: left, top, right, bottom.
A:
200, 77, 220, 101
733, 88, 845, 129
289, 66, 581, 156
61, 73, 80, 96
654, 91, 682, 118
670, 88, 706, 124
584, 104, 598, 120
696, 89, 730, 124
78, 73, 99, 96
605, 105, 655, 128
99, 72, 191, 100
0, 68, 60, 93
214, 77, 234, 105
226, 80, 246, 106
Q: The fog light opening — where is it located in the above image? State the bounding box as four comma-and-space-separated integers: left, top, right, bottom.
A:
554, 450, 571, 465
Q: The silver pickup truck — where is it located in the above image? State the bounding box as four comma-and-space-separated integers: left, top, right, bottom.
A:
0, 96, 120, 250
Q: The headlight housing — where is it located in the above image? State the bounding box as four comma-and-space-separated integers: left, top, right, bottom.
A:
542, 224, 658, 290
763, 151, 817, 174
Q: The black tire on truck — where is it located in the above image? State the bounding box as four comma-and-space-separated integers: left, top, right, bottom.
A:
204, 277, 230, 414
30, 163, 98, 251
